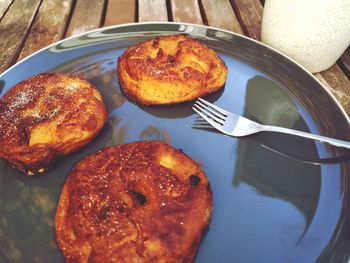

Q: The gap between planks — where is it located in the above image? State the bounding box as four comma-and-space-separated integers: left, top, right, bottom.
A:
18, 0, 74, 61
0, 0, 42, 73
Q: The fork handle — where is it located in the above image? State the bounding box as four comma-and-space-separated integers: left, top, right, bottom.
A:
261, 125, 350, 150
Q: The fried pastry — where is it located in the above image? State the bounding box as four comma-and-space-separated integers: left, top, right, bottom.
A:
0, 73, 108, 175
117, 34, 227, 105
55, 141, 212, 263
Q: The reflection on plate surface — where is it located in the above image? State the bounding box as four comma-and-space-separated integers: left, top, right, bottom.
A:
0, 23, 349, 263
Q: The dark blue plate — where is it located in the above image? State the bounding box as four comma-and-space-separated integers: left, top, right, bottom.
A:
0, 23, 350, 263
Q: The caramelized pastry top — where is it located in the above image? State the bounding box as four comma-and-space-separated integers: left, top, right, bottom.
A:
0, 73, 108, 175
55, 141, 212, 263
117, 34, 227, 105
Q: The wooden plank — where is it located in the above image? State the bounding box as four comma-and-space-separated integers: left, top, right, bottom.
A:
231, 0, 263, 40
65, 0, 104, 37
0, 0, 41, 73
170, 0, 202, 24
138, 0, 168, 22
104, 0, 135, 26
18, 0, 74, 61
316, 65, 350, 116
201, 0, 244, 34
339, 47, 350, 77
0, 0, 13, 20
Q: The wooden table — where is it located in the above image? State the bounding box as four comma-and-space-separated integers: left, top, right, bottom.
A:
1, 0, 349, 116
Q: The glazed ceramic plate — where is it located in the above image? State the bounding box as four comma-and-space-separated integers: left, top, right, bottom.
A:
0, 23, 350, 263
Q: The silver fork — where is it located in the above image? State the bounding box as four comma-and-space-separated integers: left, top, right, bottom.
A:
192, 98, 350, 150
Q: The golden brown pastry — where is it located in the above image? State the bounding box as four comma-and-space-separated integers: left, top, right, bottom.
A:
117, 34, 227, 105
0, 73, 108, 175
55, 141, 212, 263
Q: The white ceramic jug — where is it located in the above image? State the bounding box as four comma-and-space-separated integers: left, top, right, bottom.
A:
261, 0, 350, 73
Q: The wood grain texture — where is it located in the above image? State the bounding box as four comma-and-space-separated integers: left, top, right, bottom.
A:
0, 0, 41, 73
138, 0, 168, 22
170, 0, 202, 24
104, 0, 135, 26
339, 47, 350, 77
316, 65, 350, 115
201, 0, 243, 34
0, 0, 13, 20
231, 0, 263, 40
18, 0, 73, 61
65, 0, 104, 37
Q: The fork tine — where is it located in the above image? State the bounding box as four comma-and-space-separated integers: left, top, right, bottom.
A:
193, 103, 225, 125
192, 107, 224, 131
196, 116, 205, 120
198, 98, 229, 116
195, 100, 226, 120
